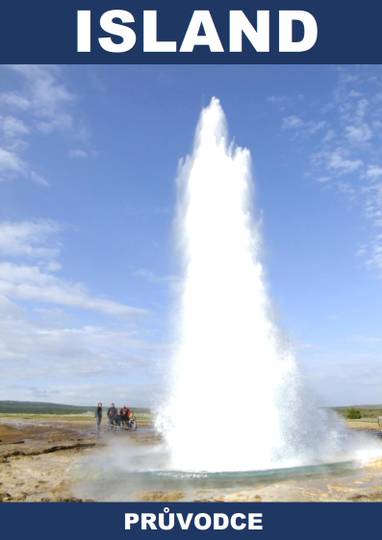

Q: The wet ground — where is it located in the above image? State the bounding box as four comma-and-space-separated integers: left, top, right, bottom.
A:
1, 415, 381, 502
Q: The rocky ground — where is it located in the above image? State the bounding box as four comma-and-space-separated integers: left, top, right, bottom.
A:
0, 415, 382, 502
0, 416, 98, 501
194, 458, 382, 502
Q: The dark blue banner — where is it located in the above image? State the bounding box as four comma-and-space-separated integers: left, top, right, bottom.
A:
1, 502, 381, 539
0, 0, 381, 64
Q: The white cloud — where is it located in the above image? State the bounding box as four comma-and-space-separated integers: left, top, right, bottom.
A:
0, 219, 146, 317
364, 165, 382, 179
44, 260, 62, 272
0, 216, 158, 405
0, 146, 25, 176
366, 243, 382, 272
0, 146, 49, 185
345, 123, 372, 143
0, 220, 60, 259
355, 98, 369, 122
0, 218, 156, 402
0, 295, 161, 406
30, 170, 50, 187
0, 115, 29, 140
0, 91, 30, 110
277, 67, 382, 276
316, 175, 331, 184
0, 262, 145, 317
364, 185, 382, 222
0, 66, 94, 186
8, 66, 74, 133
326, 149, 363, 174
313, 148, 363, 176
282, 114, 326, 135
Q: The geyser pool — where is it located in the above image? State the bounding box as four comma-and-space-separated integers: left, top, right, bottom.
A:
156, 97, 381, 473
72, 434, 382, 501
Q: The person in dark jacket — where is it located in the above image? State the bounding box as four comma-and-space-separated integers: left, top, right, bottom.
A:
107, 403, 117, 425
95, 402, 102, 433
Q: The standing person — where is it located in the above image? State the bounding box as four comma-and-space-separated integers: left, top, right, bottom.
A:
107, 402, 117, 426
95, 402, 102, 433
122, 406, 129, 428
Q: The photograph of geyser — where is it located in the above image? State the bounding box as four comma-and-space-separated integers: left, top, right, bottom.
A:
1, 66, 382, 503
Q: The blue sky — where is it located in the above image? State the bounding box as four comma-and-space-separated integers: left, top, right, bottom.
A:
0, 65, 381, 407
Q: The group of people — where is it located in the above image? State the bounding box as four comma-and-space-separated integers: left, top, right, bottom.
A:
95, 402, 136, 432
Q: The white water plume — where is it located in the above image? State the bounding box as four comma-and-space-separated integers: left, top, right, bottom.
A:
158, 97, 381, 472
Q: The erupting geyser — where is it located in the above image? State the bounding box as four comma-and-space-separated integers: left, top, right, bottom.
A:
157, 98, 380, 472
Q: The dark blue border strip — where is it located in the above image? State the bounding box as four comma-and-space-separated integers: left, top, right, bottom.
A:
1, 502, 381, 539
0, 0, 381, 64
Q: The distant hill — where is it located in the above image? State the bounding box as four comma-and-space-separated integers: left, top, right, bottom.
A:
0, 400, 92, 414
0, 400, 150, 415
